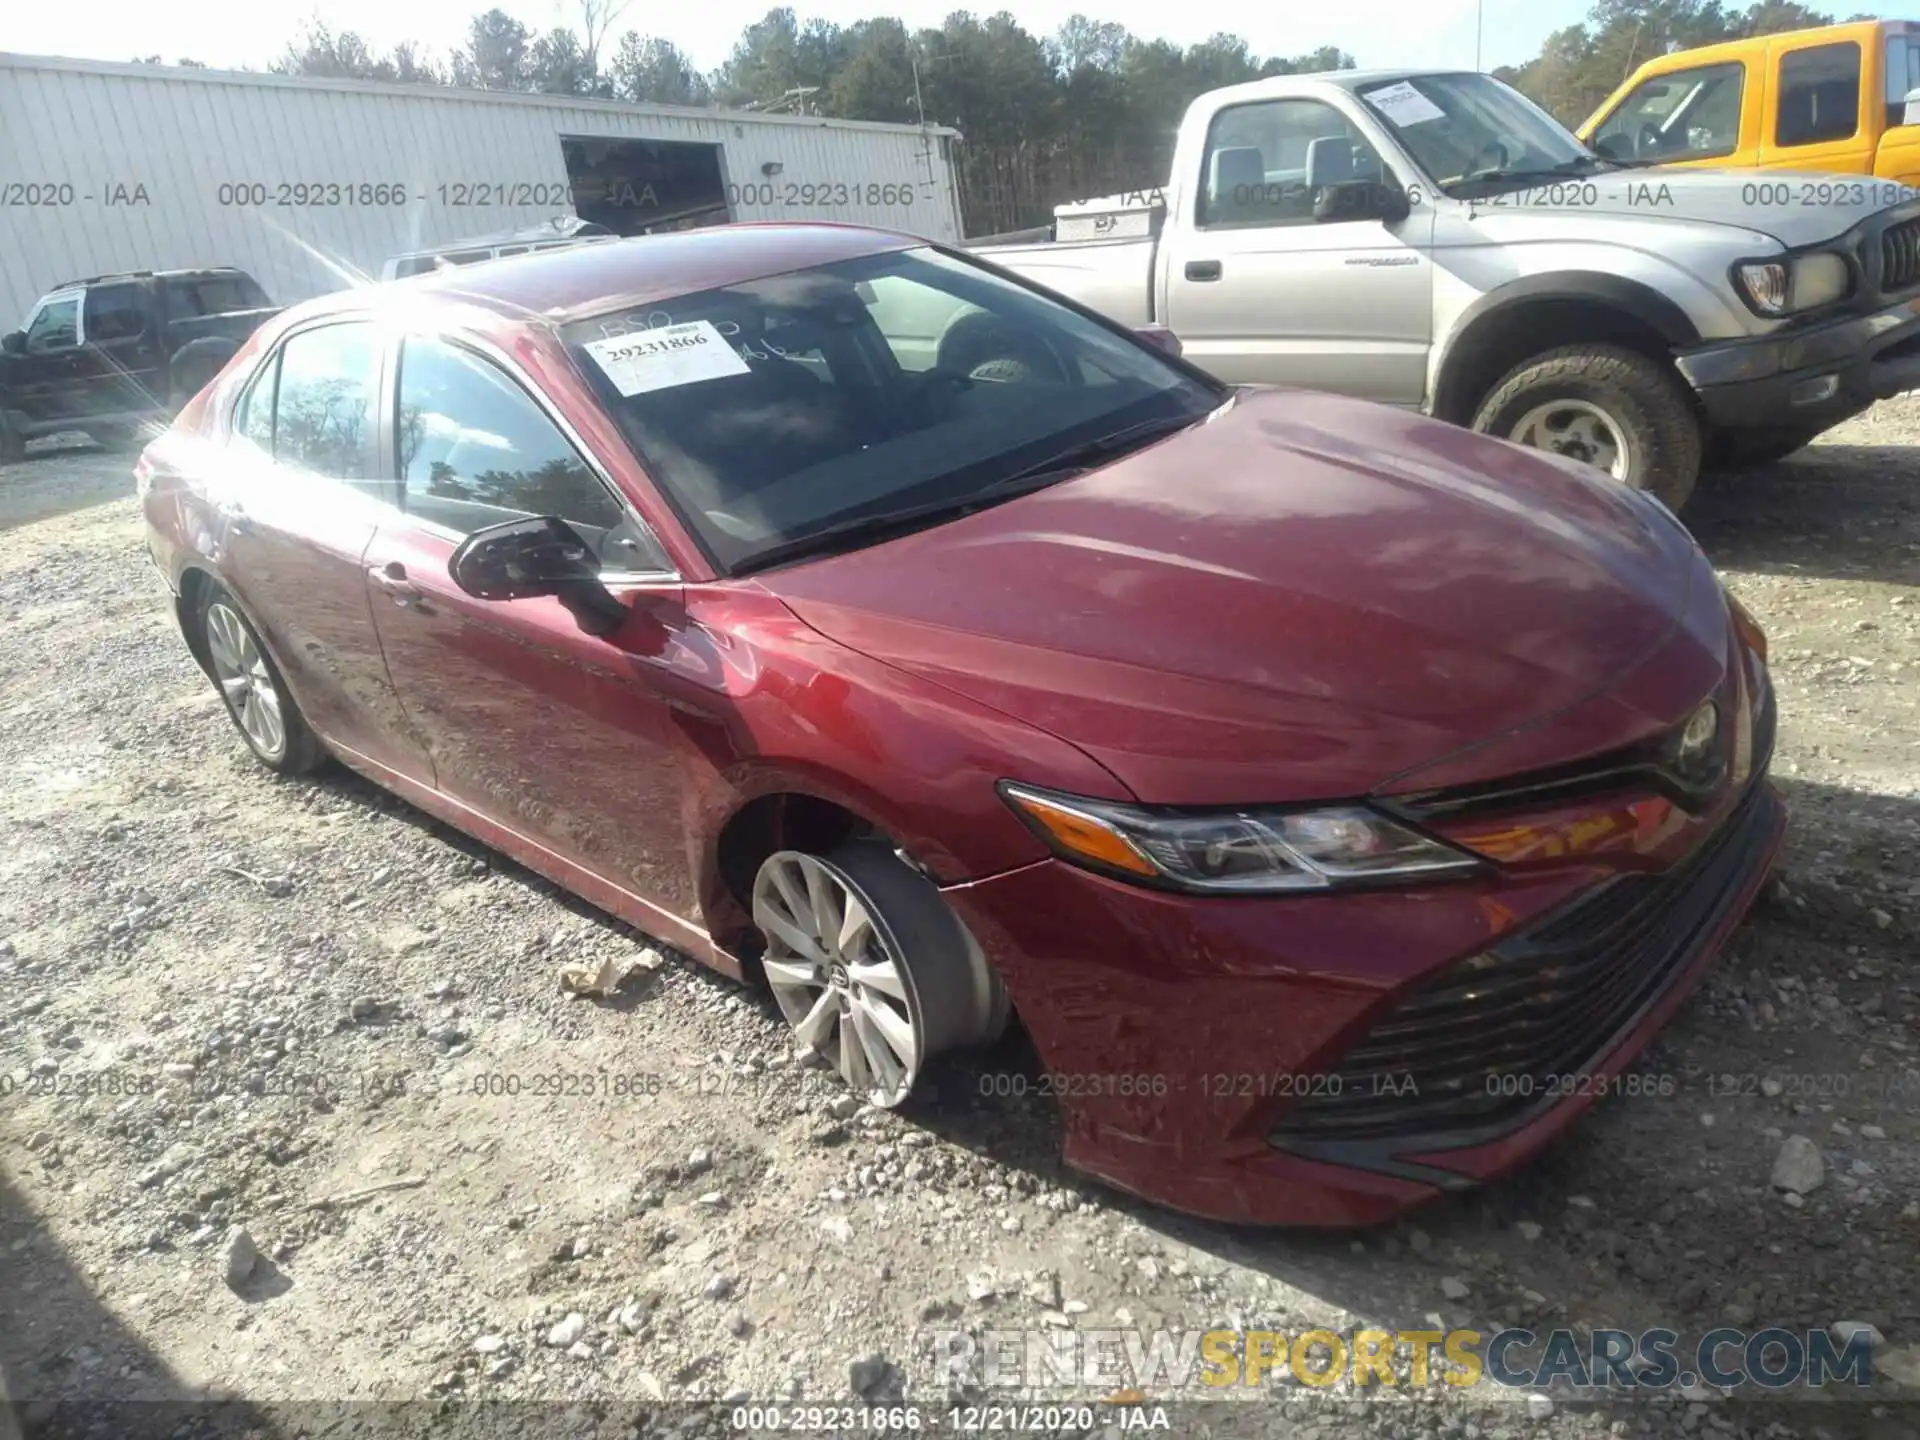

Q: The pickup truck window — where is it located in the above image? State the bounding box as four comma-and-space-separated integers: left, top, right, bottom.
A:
562, 245, 1221, 574
1777, 43, 1861, 147
24, 294, 81, 353
1199, 100, 1388, 228
83, 283, 147, 343
1591, 61, 1744, 163
1357, 72, 1598, 197
1889, 36, 1920, 128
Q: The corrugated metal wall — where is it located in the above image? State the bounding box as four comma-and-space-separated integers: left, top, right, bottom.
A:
0, 54, 964, 324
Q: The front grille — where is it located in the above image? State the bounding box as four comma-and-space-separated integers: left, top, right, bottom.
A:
1884, 216, 1920, 295
1270, 693, 1777, 1157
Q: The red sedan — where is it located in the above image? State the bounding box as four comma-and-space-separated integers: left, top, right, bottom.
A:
138, 223, 1784, 1226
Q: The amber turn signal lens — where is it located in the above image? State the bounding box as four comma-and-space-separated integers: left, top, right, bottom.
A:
1725, 590, 1768, 663
1003, 789, 1160, 878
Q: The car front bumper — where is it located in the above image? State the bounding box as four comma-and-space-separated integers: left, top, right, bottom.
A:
942, 691, 1784, 1228
1676, 293, 1920, 431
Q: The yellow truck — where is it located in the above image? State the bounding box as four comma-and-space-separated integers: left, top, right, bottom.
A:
1578, 19, 1920, 183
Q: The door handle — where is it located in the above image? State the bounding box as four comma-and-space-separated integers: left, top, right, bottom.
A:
217, 501, 252, 536
369, 561, 426, 608
1185, 260, 1223, 282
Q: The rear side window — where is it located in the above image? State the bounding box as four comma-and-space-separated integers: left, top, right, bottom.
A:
166, 274, 270, 317
1592, 61, 1745, 162
394, 335, 667, 570
233, 351, 279, 453
1776, 43, 1861, 146
272, 323, 381, 481
393, 257, 438, 279
83, 284, 147, 342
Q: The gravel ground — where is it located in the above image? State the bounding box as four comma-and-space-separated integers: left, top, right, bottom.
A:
3, 406, 1920, 1440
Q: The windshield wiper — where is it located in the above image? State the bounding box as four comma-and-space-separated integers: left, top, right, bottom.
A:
1457, 156, 1610, 190
738, 413, 1202, 574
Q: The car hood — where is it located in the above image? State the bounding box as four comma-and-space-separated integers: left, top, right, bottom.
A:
762, 388, 1713, 807
1541, 167, 1900, 247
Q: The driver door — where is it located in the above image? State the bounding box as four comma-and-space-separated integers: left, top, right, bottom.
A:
1160, 97, 1434, 404
362, 331, 712, 931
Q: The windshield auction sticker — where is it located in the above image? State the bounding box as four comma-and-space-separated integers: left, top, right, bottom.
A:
1362, 80, 1446, 126
583, 320, 751, 396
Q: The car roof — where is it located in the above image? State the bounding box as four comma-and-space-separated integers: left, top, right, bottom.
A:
329, 223, 923, 328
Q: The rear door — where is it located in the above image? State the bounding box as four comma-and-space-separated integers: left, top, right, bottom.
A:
1160, 94, 1433, 403
1759, 35, 1876, 173
211, 318, 434, 783
75, 282, 169, 417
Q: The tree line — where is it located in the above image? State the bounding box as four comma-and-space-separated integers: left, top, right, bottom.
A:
139, 0, 1877, 236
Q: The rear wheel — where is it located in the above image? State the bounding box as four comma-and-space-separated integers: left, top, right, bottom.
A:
752, 841, 1007, 1109
197, 586, 324, 774
1471, 344, 1703, 512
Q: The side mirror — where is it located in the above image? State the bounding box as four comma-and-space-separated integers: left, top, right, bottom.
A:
1135, 323, 1183, 359
447, 515, 628, 636
1314, 179, 1410, 225
1, 331, 24, 356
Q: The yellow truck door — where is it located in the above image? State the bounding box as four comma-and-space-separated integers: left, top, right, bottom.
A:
1879, 30, 1920, 184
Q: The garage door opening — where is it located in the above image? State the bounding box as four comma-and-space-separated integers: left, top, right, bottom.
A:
560, 137, 730, 236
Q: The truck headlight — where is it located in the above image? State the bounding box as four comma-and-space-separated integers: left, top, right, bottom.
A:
1735, 252, 1851, 316
999, 783, 1481, 893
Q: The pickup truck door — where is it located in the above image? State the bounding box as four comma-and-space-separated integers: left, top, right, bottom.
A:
1757, 34, 1877, 173
3, 291, 88, 426
1159, 96, 1433, 405
1874, 31, 1920, 183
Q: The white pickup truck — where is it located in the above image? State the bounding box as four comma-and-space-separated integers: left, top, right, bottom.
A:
957, 68, 1920, 511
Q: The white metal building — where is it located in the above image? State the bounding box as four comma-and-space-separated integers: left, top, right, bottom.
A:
0, 53, 965, 325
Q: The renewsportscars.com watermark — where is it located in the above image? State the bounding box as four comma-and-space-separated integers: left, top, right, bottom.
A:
923, 1326, 1876, 1395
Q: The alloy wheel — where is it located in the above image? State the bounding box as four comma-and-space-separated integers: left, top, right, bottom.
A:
1508, 398, 1630, 481
204, 601, 286, 760
753, 851, 926, 1108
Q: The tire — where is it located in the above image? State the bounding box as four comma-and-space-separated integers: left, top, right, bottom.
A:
1471, 344, 1703, 513
1703, 424, 1824, 472
751, 840, 1008, 1109
195, 585, 324, 775
0, 412, 24, 466
168, 341, 236, 410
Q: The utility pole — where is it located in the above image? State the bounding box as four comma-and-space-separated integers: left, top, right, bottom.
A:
1475, 0, 1484, 71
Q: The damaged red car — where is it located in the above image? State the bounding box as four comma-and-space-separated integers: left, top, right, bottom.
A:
139, 223, 1784, 1226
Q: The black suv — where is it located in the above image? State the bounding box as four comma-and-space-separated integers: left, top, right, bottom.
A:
0, 268, 280, 462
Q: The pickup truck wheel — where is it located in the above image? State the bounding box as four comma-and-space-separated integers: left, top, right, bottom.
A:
1472, 344, 1702, 512
168, 341, 236, 411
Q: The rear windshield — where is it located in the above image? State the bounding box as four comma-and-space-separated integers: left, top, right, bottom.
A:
560, 245, 1223, 574
165, 273, 271, 317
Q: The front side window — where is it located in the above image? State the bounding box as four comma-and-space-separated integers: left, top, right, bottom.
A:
272, 322, 380, 481
1591, 61, 1745, 162
561, 245, 1224, 574
1890, 35, 1920, 128
394, 336, 666, 571
1356, 72, 1602, 197
1777, 43, 1862, 146
24, 294, 81, 352
83, 284, 148, 342
1198, 99, 1392, 228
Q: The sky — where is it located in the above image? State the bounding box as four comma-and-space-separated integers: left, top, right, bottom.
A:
2, 0, 1660, 81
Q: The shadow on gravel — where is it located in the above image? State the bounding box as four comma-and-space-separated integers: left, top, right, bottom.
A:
0, 440, 137, 532
1689, 445, 1920, 586
0, 1170, 280, 1439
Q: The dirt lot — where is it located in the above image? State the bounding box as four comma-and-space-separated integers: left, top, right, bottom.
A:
3, 408, 1920, 1440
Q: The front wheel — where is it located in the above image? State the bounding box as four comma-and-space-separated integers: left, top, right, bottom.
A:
1472, 344, 1703, 513
751, 841, 1008, 1109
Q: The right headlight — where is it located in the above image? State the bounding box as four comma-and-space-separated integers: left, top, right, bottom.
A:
999, 783, 1482, 894
1734, 252, 1851, 316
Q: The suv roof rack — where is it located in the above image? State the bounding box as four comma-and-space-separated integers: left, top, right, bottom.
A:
52, 266, 244, 289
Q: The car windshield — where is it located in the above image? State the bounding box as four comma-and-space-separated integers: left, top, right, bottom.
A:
1354, 72, 1609, 198
560, 245, 1225, 574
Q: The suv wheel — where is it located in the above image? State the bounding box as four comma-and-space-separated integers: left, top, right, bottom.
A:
1472, 344, 1703, 512
197, 586, 324, 774
752, 841, 1008, 1109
